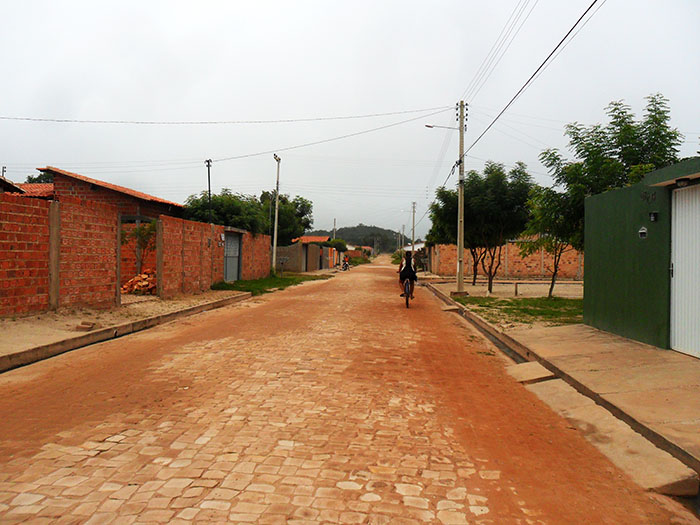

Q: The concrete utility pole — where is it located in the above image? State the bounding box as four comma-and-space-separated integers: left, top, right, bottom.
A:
333, 218, 336, 240
401, 225, 405, 251
205, 159, 213, 224
456, 100, 465, 293
411, 201, 416, 255
272, 154, 281, 272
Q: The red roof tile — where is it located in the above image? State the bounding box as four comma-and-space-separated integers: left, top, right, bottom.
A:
18, 183, 53, 197
40, 166, 183, 208
293, 235, 330, 244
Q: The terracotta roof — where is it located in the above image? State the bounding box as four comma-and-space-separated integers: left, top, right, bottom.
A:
40, 166, 183, 208
293, 235, 330, 244
18, 183, 53, 197
1, 177, 25, 193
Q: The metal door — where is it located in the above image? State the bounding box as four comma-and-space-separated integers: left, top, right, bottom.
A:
671, 185, 700, 358
224, 233, 241, 282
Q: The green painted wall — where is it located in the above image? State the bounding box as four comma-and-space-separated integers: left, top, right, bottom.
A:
584, 184, 671, 348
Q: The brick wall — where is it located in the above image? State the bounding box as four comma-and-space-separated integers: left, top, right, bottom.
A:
0, 193, 50, 315
241, 232, 270, 280
120, 223, 157, 285
58, 196, 119, 309
430, 242, 583, 279
158, 216, 224, 299
53, 173, 180, 219
276, 243, 303, 273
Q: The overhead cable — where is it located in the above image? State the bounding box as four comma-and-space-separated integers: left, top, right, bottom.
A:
0, 106, 452, 126
462, 0, 603, 160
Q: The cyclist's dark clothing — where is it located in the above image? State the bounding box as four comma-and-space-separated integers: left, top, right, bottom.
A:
399, 259, 417, 282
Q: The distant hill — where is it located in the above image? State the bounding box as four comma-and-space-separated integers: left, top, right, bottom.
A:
309, 224, 399, 253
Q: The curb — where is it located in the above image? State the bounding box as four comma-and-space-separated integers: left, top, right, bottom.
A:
0, 292, 252, 375
425, 283, 700, 476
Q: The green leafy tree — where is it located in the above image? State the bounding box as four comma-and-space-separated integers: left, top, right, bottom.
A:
326, 238, 348, 252
471, 162, 533, 292
25, 172, 54, 183
542, 93, 683, 246
261, 192, 314, 245
520, 187, 581, 298
428, 161, 533, 292
185, 189, 269, 233
121, 220, 157, 274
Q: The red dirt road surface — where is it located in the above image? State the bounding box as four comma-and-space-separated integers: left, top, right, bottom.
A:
0, 257, 692, 523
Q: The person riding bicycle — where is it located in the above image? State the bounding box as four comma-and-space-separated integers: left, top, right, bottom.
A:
398, 251, 418, 299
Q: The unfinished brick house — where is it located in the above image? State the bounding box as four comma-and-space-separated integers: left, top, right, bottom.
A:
1, 167, 270, 317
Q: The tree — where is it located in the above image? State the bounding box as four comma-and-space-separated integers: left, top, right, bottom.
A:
326, 238, 348, 252
261, 192, 314, 245
426, 184, 486, 285
427, 161, 533, 292
185, 189, 269, 233
541, 93, 683, 246
470, 162, 532, 293
520, 187, 581, 298
25, 172, 53, 183
121, 220, 157, 274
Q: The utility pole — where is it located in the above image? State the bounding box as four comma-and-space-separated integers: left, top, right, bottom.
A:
333, 218, 336, 240
205, 159, 213, 224
411, 202, 416, 255
401, 225, 405, 251
272, 154, 281, 272
456, 100, 465, 293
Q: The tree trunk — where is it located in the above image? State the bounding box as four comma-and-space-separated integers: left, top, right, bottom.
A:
548, 244, 563, 298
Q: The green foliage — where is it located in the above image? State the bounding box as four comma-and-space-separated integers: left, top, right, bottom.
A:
211, 273, 330, 295
349, 256, 370, 266
391, 250, 404, 265
454, 296, 583, 325
184, 189, 313, 242
309, 224, 397, 253
541, 94, 682, 252
428, 161, 533, 292
325, 238, 348, 252
185, 189, 269, 233
121, 220, 157, 273
25, 171, 53, 183
520, 186, 580, 297
261, 191, 314, 245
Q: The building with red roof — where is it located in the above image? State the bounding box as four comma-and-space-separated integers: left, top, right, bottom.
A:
26, 167, 183, 219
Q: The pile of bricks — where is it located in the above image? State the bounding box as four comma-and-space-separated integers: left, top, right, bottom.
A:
121, 269, 156, 294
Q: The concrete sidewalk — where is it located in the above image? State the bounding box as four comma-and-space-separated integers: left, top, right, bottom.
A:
426, 283, 700, 482
509, 324, 700, 474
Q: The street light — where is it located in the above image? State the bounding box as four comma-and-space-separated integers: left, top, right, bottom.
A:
271, 154, 281, 272
425, 100, 466, 293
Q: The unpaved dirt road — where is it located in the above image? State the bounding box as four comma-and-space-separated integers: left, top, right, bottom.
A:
0, 257, 691, 523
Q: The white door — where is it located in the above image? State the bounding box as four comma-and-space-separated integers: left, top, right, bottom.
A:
671, 184, 700, 358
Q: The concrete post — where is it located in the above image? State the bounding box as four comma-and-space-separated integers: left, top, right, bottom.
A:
48, 201, 60, 310
116, 214, 122, 307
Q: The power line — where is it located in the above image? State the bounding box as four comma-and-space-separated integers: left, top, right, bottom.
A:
212, 107, 453, 163
462, 0, 603, 160
460, 0, 530, 100
0, 105, 452, 126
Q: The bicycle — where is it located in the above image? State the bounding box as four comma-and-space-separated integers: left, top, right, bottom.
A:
403, 279, 411, 308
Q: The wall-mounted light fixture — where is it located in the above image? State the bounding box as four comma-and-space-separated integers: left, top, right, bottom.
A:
676, 177, 690, 188
649, 211, 659, 222
638, 226, 648, 239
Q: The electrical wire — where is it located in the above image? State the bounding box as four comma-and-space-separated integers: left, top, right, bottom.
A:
462, 0, 603, 160
0, 106, 452, 126
212, 107, 453, 163
460, 0, 530, 100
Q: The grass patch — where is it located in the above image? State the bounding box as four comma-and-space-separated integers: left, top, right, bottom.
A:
211, 273, 331, 296
454, 296, 582, 325
349, 256, 370, 266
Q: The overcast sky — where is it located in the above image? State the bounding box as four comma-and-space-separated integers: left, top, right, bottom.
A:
2, 1, 698, 238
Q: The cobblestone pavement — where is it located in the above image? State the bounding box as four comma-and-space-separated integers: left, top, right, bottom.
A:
0, 259, 688, 523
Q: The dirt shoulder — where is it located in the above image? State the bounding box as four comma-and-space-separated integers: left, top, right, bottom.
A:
1, 290, 245, 357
